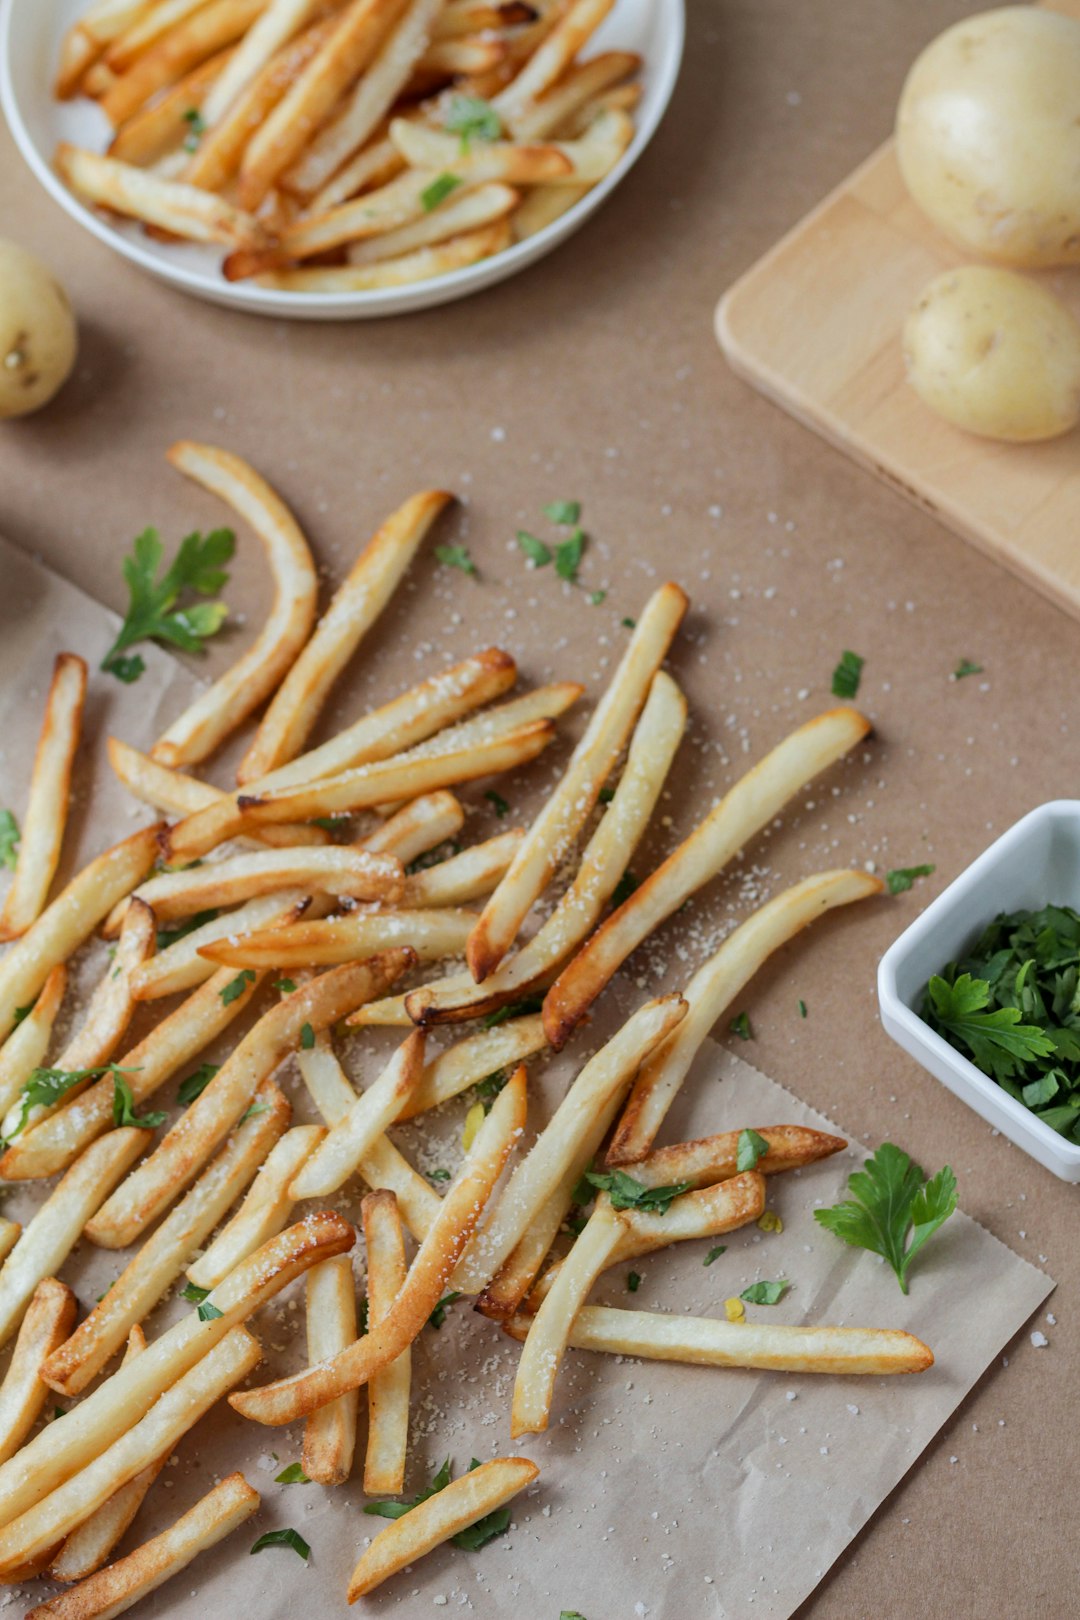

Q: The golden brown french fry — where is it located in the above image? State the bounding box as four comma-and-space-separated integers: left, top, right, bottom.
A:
361, 792, 465, 863
0, 1213, 352, 1532
345, 181, 520, 265
642, 1125, 849, 1190
412, 33, 505, 75
42, 1087, 290, 1397
55, 0, 155, 97
308, 129, 404, 211
282, 0, 446, 201
389, 116, 573, 181
289, 1030, 424, 1199
101, 0, 265, 123
493, 0, 614, 130
0, 825, 160, 1045
0, 1131, 150, 1350
475, 1163, 582, 1322
86, 955, 412, 1248
131, 893, 306, 1000
0, 1327, 262, 1577
239, 0, 413, 208
240, 490, 454, 781
347, 1456, 538, 1597
0, 1280, 76, 1467
408, 669, 685, 1023
200, 906, 475, 968
511, 1199, 624, 1435
105, 0, 232, 70
399, 1013, 547, 1118
0, 966, 261, 1183
55, 144, 269, 246
608, 869, 884, 1163
512, 178, 588, 239
0, 655, 86, 942
296, 1034, 440, 1238
543, 706, 873, 1047
559, 79, 641, 136
302, 1254, 360, 1485
361, 1191, 409, 1493
467, 583, 687, 982
152, 442, 318, 768
163, 647, 516, 859
0, 964, 67, 1119
30, 1473, 261, 1619
371, 679, 580, 794
450, 994, 685, 1298
512, 47, 639, 138
502, 1306, 935, 1376
256, 219, 513, 289
279, 168, 442, 259
434, 0, 535, 35
201, 0, 323, 124
0, 1225, 19, 1268
108, 47, 232, 163
185, 1121, 323, 1288
229, 1067, 525, 1424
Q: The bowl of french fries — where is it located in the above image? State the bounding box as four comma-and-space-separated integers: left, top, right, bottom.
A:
0, 0, 683, 317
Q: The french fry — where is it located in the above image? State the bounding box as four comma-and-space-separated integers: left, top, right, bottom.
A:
510, 1198, 625, 1435
105, 0, 234, 70
412, 33, 506, 75
55, 1, 155, 97
0, 1225, 19, 1268
467, 583, 687, 981
152, 442, 319, 769
512, 177, 587, 238
608, 869, 884, 1163
55, 145, 269, 246
360, 791, 465, 864
347, 1456, 539, 1597
374, 678, 580, 780
0, 1130, 150, 1350
29, 1472, 261, 1619
389, 116, 574, 182
302, 1254, 360, 1485
185, 1121, 324, 1288
559, 79, 641, 135
0, 964, 67, 1119
100, 0, 266, 124
42, 1086, 290, 1396
239, 489, 454, 781
296, 1034, 440, 1238
279, 168, 447, 259
282, 0, 446, 202
502, 1306, 935, 1376
435, 0, 535, 35
163, 647, 516, 859
633, 1125, 848, 1191
229, 1066, 525, 1424
47, 1327, 167, 1584
289, 1030, 424, 1200
493, 0, 614, 130
308, 129, 404, 211
238, 0, 414, 208
200, 906, 476, 969
512, 47, 639, 138
0, 965, 261, 1183
362, 1191, 409, 1493
130, 893, 307, 1000
257, 219, 513, 289
543, 706, 873, 1047
399, 1013, 547, 1117
0, 1213, 352, 1531
108, 48, 232, 163
450, 994, 685, 1298
105, 844, 403, 934
0, 654, 86, 941
0, 1327, 262, 1577
201, 0, 324, 124
0, 1280, 77, 1467
408, 668, 685, 1023
344, 181, 520, 265
475, 1159, 585, 1321
503, 106, 634, 185
85, 955, 412, 1248
0, 825, 160, 1044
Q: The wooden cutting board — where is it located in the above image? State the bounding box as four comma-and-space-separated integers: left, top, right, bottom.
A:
715, 0, 1080, 621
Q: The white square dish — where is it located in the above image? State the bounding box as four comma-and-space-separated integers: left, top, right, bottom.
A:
878, 800, 1080, 1183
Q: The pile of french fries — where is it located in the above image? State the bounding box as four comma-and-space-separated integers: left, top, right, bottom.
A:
0, 438, 933, 1614
51, 0, 644, 294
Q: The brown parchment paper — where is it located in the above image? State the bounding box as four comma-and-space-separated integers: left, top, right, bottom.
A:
0, 541, 1053, 1620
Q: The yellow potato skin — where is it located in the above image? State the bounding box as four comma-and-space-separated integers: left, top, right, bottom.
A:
903, 267, 1080, 443
0, 240, 77, 420
897, 7, 1080, 268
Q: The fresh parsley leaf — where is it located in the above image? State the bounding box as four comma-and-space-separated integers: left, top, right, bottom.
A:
585, 1169, 690, 1215
49, 1405, 66, 1422
274, 978, 297, 995
4, 1064, 132, 1144
560, 1612, 589, 1619
182, 106, 206, 151
830, 649, 864, 699
197, 1300, 224, 1321
443, 93, 501, 148
421, 171, 462, 211
12, 1003, 35, 1026
428, 1291, 462, 1330
814, 1141, 958, 1293
485, 790, 510, 817
544, 500, 580, 526
588, 589, 606, 605
112, 1073, 166, 1131
481, 995, 543, 1029
406, 838, 462, 874
155, 908, 220, 952
797, 998, 808, 1018
554, 528, 585, 582
598, 786, 615, 804
924, 972, 1055, 1082
703, 1245, 727, 1266
177, 1063, 218, 1106
952, 658, 983, 680
621, 616, 636, 629
611, 870, 638, 908
300, 1022, 315, 1050
240, 1100, 269, 1123
473, 1068, 508, 1112
729, 1011, 752, 1041
180, 1282, 210, 1303
452, 1506, 511, 1550
101, 526, 233, 682
0, 810, 19, 870
220, 969, 256, 1005
434, 543, 476, 575
428, 1168, 451, 1182
516, 530, 551, 566
740, 1279, 789, 1305
274, 1463, 311, 1484
736, 1128, 770, 1172
250, 1528, 310, 1562
887, 864, 935, 895
626, 1270, 641, 1292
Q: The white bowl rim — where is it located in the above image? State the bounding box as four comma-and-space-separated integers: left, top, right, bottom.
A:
0, 0, 685, 317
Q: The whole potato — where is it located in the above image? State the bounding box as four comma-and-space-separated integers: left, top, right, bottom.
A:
0, 240, 77, 419
903, 266, 1080, 442
897, 7, 1080, 267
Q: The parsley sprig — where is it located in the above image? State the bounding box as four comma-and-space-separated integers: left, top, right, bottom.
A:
814, 1141, 957, 1294
101, 526, 233, 684
0, 810, 19, 871
584, 1168, 690, 1215
4, 1064, 133, 1145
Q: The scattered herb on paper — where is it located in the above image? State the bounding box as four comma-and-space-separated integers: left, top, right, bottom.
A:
220, 969, 256, 1005
952, 658, 983, 680
797, 998, 808, 1018
275, 1463, 311, 1484
178, 1062, 219, 1105
830, 648, 864, 700
516, 530, 551, 566
434, 543, 477, 576
814, 1141, 958, 1294
887, 864, 935, 894
703, 1245, 727, 1266
101, 526, 233, 683
585, 1169, 690, 1215
554, 529, 585, 582
740, 1279, 789, 1305
428, 1291, 462, 1330
250, 1528, 310, 1562
626, 1271, 641, 1292
485, 790, 510, 817
729, 1010, 752, 1041
611, 870, 638, 908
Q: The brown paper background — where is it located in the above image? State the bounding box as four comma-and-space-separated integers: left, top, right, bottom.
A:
1, 0, 1078, 1613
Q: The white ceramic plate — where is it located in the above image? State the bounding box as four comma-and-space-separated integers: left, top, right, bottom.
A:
0, 0, 684, 319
